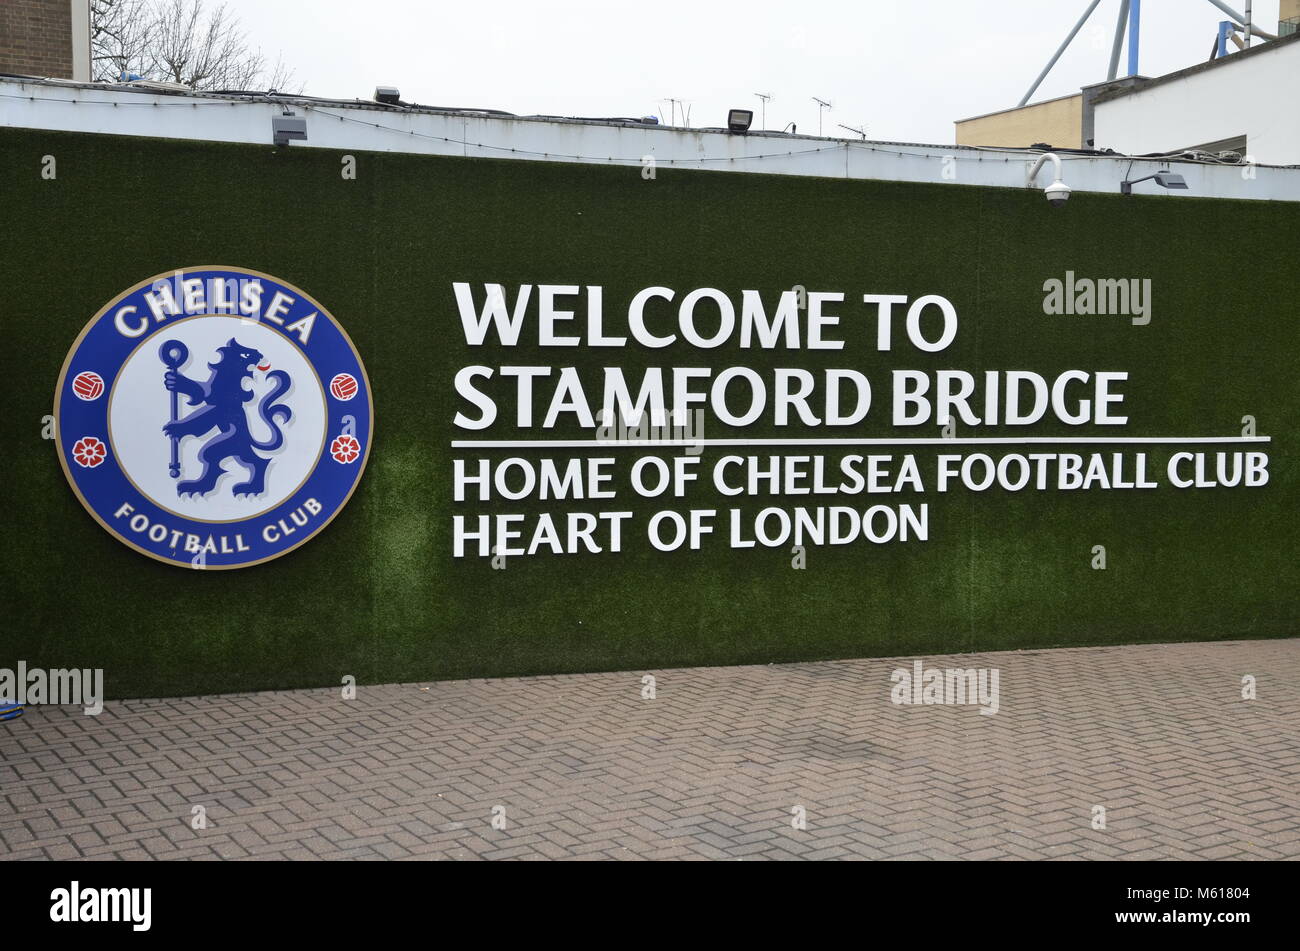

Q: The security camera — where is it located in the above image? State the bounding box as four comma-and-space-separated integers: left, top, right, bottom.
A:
1027, 153, 1071, 209
1044, 179, 1071, 207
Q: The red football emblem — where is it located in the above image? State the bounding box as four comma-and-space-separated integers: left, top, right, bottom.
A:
331, 434, 361, 464
72, 371, 105, 401
329, 373, 359, 401
72, 436, 107, 468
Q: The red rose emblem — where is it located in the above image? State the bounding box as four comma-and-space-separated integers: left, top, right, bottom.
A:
72, 436, 107, 468
331, 434, 361, 464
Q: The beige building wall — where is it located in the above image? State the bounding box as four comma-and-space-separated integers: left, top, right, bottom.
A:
1283, 0, 1300, 33
955, 94, 1083, 149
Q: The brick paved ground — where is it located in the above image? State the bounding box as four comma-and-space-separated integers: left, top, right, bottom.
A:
1, 639, 1297, 860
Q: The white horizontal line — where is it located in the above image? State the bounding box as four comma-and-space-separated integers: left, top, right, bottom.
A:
451, 436, 1271, 449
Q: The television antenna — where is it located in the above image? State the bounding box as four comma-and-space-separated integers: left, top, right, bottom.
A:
754, 92, 773, 131
838, 123, 867, 140
660, 98, 693, 127
812, 97, 832, 136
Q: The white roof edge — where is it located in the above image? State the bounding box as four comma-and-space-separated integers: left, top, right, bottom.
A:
3, 76, 1298, 202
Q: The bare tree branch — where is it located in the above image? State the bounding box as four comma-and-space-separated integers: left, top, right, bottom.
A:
90, 0, 302, 92
91, 0, 154, 82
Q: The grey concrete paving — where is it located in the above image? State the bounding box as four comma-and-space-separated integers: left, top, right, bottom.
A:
1, 639, 1297, 860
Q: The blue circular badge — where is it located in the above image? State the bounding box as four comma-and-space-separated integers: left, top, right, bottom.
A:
54, 267, 373, 569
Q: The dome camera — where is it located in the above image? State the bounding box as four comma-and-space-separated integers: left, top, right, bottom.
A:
1026, 152, 1071, 210
1044, 179, 1071, 207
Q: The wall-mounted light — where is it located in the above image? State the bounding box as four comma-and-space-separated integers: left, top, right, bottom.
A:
1120, 170, 1188, 195
374, 86, 401, 105
727, 109, 754, 133
272, 111, 307, 147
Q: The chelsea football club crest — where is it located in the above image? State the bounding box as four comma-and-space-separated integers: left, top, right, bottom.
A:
54, 267, 373, 569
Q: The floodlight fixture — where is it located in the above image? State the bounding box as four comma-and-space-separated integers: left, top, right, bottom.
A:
1121, 169, 1189, 195
272, 111, 307, 147
727, 108, 754, 133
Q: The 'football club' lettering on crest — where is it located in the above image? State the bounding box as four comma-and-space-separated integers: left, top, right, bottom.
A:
54, 267, 374, 569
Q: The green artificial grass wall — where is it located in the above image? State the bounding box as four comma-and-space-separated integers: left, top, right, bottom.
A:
1, 127, 1296, 699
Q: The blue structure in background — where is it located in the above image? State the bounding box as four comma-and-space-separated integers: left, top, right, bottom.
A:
1128, 0, 1142, 75
1218, 19, 1237, 57
1018, 0, 1270, 108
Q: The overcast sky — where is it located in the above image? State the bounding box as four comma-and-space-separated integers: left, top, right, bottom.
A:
231, 0, 1280, 142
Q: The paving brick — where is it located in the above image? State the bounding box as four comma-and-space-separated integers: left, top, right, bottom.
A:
0, 640, 1296, 860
